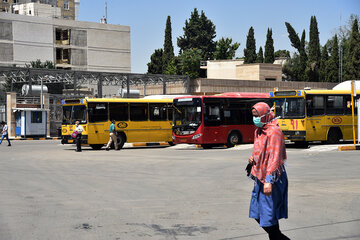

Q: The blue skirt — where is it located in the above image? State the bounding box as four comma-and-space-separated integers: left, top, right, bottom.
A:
249, 171, 288, 227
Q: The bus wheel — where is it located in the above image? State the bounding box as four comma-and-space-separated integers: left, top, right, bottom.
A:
201, 144, 212, 149
116, 133, 126, 150
90, 144, 103, 150
327, 128, 342, 144
168, 141, 175, 146
226, 132, 241, 148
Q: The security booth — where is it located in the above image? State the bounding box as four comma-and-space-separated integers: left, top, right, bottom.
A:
13, 108, 48, 138
6, 92, 51, 139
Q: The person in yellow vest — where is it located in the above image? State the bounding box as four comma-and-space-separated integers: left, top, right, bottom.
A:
106, 120, 118, 151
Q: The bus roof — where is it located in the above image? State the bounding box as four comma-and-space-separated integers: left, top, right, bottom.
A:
174, 92, 268, 100
270, 89, 360, 98
62, 98, 173, 105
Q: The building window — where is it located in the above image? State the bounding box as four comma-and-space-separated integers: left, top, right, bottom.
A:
31, 111, 43, 123
55, 28, 70, 45
3, 0, 9, 3
56, 48, 71, 64
64, 1, 69, 10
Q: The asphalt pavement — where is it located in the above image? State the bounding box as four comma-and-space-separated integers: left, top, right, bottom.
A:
0, 140, 359, 240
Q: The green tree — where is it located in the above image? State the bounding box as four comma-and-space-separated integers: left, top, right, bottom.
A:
244, 26, 257, 64
274, 50, 290, 58
285, 22, 301, 51
256, 46, 264, 63
299, 30, 308, 81
147, 49, 164, 74
319, 45, 329, 81
285, 22, 307, 81
213, 37, 240, 60
264, 28, 275, 63
344, 18, 360, 80
325, 34, 339, 82
164, 57, 181, 75
178, 48, 203, 79
177, 8, 216, 60
307, 16, 321, 82
163, 16, 174, 72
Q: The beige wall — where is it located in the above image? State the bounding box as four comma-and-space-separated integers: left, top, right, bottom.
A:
236, 64, 260, 80
206, 60, 243, 79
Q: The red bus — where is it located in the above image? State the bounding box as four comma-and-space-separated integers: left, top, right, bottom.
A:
172, 92, 270, 148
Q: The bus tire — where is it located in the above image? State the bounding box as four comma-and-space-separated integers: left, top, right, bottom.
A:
116, 133, 126, 150
168, 141, 175, 146
90, 144, 103, 150
327, 128, 342, 144
226, 131, 242, 148
201, 144, 213, 149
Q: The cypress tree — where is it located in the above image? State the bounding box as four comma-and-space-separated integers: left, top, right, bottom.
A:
319, 45, 329, 81
299, 30, 308, 81
163, 16, 174, 72
244, 27, 257, 64
307, 16, 321, 82
344, 18, 360, 80
325, 35, 339, 82
256, 46, 264, 63
264, 28, 275, 63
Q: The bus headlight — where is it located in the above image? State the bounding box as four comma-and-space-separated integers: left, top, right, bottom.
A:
192, 133, 202, 140
172, 135, 175, 140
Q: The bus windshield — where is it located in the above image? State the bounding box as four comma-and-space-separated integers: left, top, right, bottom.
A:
173, 98, 202, 127
274, 98, 305, 118
62, 105, 87, 124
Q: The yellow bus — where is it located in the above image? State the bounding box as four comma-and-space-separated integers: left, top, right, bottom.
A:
269, 89, 359, 145
61, 98, 174, 149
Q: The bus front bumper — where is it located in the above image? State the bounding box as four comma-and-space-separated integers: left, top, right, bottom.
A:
61, 135, 88, 144
282, 131, 306, 141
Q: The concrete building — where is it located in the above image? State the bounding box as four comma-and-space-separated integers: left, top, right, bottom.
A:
0, 0, 76, 20
236, 63, 282, 81
0, 12, 131, 72
13, 2, 61, 18
201, 60, 282, 81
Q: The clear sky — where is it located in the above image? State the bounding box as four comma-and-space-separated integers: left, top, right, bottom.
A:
78, 0, 360, 74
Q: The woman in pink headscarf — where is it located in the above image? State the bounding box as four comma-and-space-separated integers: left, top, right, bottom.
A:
248, 102, 290, 240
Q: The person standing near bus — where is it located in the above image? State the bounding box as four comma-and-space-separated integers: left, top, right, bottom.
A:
248, 102, 290, 240
106, 120, 118, 151
74, 121, 83, 152
0, 121, 11, 146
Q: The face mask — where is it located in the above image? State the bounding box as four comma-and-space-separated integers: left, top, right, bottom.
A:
253, 116, 264, 127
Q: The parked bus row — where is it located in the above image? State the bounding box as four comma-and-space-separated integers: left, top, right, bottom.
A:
61, 87, 359, 150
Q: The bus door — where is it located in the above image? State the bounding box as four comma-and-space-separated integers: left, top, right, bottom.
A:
203, 98, 226, 144
148, 103, 172, 142
87, 102, 109, 144
306, 95, 327, 141
128, 103, 150, 143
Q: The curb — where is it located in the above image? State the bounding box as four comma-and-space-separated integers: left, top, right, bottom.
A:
131, 142, 170, 147
11, 137, 61, 141
338, 145, 360, 151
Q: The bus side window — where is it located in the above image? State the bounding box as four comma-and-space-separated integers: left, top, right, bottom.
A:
326, 95, 344, 115
149, 103, 167, 121
167, 104, 173, 121
307, 96, 325, 116
130, 103, 148, 121
345, 96, 358, 115
88, 103, 108, 122
109, 103, 129, 121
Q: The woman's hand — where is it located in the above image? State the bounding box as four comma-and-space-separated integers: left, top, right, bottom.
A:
264, 183, 272, 196
249, 156, 255, 165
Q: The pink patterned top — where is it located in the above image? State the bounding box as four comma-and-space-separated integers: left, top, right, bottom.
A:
251, 102, 287, 184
